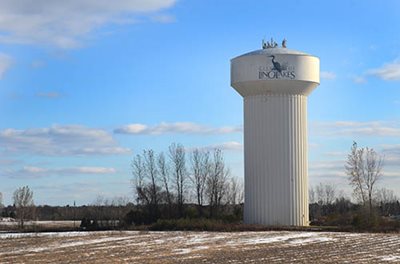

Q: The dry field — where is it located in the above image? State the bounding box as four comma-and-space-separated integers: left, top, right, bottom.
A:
1, 230, 400, 263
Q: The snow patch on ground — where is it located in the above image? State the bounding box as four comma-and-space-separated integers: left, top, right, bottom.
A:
227, 232, 321, 246
289, 236, 335, 245
173, 248, 192, 254
0, 231, 140, 239
0, 220, 78, 227
380, 255, 400, 262
193, 245, 209, 250
0, 235, 135, 256
0, 218, 16, 222
186, 235, 226, 243
0, 231, 90, 239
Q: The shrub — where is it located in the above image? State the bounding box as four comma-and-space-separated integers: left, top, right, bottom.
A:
184, 207, 198, 219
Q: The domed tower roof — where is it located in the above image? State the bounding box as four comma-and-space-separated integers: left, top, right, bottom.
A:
234, 47, 311, 58
231, 43, 320, 97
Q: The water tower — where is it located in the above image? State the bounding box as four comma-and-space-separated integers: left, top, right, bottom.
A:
230, 39, 320, 226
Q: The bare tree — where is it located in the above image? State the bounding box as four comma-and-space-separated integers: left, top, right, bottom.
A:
375, 188, 398, 216
315, 183, 324, 206
158, 152, 172, 216
226, 176, 244, 205
324, 183, 336, 205
169, 143, 187, 217
90, 195, 106, 227
132, 150, 162, 221
345, 141, 383, 215
346, 142, 365, 204
111, 196, 130, 227
190, 149, 210, 215
313, 183, 336, 206
13, 186, 34, 229
144, 149, 161, 210
237, 179, 244, 205
132, 154, 147, 205
309, 186, 316, 204
207, 149, 229, 217
375, 188, 397, 204
0, 192, 4, 215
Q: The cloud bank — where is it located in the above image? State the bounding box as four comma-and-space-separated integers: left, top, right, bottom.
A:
190, 141, 243, 152
0, 53, 12, 79
0, 125, 130, 156
367, 60, 400, 81
0, 0, 176, 48
114, 122, 242, 135
312, 121, 400, 137
211, 141, 243, 151
4, 166, 116, 179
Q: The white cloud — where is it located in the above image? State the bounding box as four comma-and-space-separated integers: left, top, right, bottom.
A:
311, 121, 400, 137
4, 166, 116, 179
114, 122, 242, 135
381, 145, 400, 166
383, 144, 400, 153
383, 171, 400, 178
205, 141, 243, 152
186, 141, 243, 153
151, 14, 176, 23
0, 0, 176, 48
352, 76, 366, 84
309, 160, 344, 172
75, 167, 116, 174
320, 71, 336, 80
116, 124, 148, 134
309, 142, 320, 149
308, 160, 347, 186
323, 151, 347, 158
309, 170, 345, 179
0, 159, 18, 165
367, 60, 400, 81
23, 166, 48, 174
0, 125, 131, 156
0, 53, 12, 79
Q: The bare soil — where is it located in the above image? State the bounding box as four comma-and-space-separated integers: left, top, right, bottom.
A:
1, 230, 400, 263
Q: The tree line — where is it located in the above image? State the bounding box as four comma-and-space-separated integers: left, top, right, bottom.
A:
309, 142, 400, 228
1, 141, 400, 231
1, 143, 244, 229
131, 143, 243, 224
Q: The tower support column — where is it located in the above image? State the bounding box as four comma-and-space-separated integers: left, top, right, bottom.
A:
244, 94, 309, 226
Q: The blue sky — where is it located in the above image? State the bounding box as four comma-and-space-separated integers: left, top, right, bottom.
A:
0, 0, 400, 205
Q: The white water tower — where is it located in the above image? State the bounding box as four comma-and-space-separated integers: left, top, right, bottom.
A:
231, 39, 320, 226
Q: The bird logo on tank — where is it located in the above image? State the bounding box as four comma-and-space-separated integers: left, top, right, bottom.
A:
258, 55, 296, 80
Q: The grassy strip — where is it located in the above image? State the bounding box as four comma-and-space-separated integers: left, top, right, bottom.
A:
146, 218, 400, 233
147, 218, 337, 232
2, 218, 399, 233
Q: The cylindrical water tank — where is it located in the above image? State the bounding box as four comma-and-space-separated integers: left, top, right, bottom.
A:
231, 45, 320, 226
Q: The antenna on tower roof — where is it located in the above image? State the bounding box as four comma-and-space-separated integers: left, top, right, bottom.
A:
282, 38, 287, 48
262, 37, 279, 49
262, 39, 267, 49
